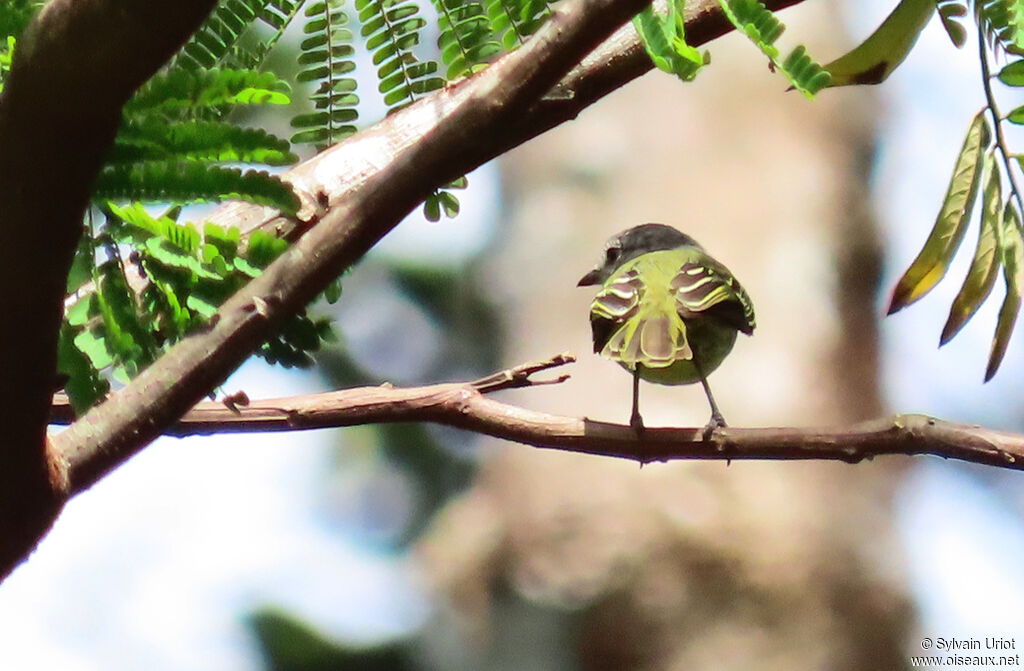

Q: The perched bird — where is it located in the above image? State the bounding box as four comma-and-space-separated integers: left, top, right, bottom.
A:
578, 223, 755, 435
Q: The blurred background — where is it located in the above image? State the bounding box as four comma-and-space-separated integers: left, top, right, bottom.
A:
3, 0, 1024, 669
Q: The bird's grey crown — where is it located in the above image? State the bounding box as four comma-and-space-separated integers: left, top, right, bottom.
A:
603, 223, 700, 268
578, 223, 702, 287
613, 223, 699, 254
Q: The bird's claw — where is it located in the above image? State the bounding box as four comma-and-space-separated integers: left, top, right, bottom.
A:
701, 413, 727, 441
630, 411, 645, 437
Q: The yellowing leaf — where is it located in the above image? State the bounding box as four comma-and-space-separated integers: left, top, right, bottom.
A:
941, 152, 1002, 344
823, 0, 935, 87
889, 110, 990, 314
987, 202, 1024, 381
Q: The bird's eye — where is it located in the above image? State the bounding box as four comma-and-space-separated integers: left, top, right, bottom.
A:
605, 246, 620, 263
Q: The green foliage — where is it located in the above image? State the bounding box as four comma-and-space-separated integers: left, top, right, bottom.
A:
0, 35, 13, 93
434, 0, 502, 79
248, 608, 416, 671
485, 0, 551, 49
633, 1, 709, 82
975, 0, 1024, 55
59, 201, 337, 410
177, 0, 305, 70
888, 6, 1024, 379
355, 0, 444, 110
351, 0, 456, 214
109, 64, 300, 212
0, 0, 39, 43
58, 322, 110, 414
942, 151, 1003, 344
889, 110, 990, 315
95, 162, 299, 213
109, 119, 296, 166
938, 1, 970, 47
126, 67, 292, 118
423, 176, 468, 222
990, 199, 1024, 379
290, 0, 360, 148
822, 0, 934, 87
716, 0, 830, 96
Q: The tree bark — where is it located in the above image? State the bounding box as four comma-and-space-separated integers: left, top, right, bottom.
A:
0, 0, 217, 579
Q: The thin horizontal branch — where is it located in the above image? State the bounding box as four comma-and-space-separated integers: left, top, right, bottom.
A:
50, 355, 1024, 472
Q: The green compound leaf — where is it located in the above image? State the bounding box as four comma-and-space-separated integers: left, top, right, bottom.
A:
633, 1, 708, 82
422, 175, 468, 221
941, 151, 1003, 344
716, 0, 829, 96
291, 0, 360, 149
976, 0, 1024, 56
355, 0, 444, 112
782, 45, 831, 93
58, 324, 109, 414
434, 0, 502, 79
126, 68, 291, 116
109, 120, 297, 166
485, 0, 551, 49
889, 110, 991, 314
988, 201, 1024, 381
176, 0, 304, 71
94, 162, 299, 214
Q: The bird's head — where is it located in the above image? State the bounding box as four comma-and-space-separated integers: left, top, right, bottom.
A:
577, 223, 702, 287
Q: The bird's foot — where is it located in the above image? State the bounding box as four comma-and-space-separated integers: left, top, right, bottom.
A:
630, 410, 646, 438
630, 411, 648, 465
702, 412, 727, 442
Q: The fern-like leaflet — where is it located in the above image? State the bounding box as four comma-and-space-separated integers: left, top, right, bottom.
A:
716, 0, 830, 96
434, 0, 502, 79
633, 0, 709, 82
291, 0, 360, 149
484, 0, 551, 49
356, 0, 444, 110
177, 0, 305, 70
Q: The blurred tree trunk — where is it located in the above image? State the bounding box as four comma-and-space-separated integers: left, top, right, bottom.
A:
418, 4, 910, 671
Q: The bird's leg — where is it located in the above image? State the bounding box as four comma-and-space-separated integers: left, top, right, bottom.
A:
630, 369, 650, 465
693, 358, 726, 440
630, 368, 645, 436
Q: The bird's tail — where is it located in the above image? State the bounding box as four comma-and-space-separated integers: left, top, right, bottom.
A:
602, 312, 692, 369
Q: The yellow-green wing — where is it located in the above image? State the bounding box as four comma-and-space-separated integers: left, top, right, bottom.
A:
671, 256, 756, 335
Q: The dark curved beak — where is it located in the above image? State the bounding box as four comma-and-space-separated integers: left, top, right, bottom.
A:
577, 269, 602, 287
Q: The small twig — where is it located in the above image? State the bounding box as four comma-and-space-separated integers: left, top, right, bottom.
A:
470, 352, 576, 392
979, 22, 1024, 217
